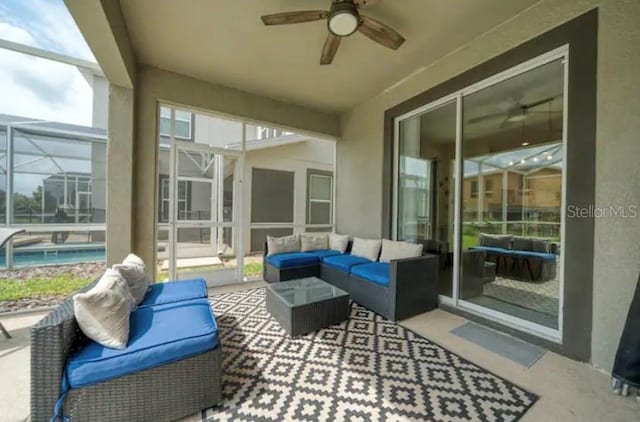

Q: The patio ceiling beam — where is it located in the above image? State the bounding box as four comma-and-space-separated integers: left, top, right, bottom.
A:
65, 0, 136, 88
0, 39, 103, 76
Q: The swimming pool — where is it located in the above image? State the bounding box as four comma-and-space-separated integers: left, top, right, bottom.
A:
0, 247, 106, 268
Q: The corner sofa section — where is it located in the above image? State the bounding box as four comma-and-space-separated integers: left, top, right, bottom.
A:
263, 241, 349, 283
32, 278, 222, 422
264, 239, 439, 322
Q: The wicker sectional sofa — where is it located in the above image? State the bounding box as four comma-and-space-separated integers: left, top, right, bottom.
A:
32, 278, 222, 422
471, 234, 558, 282
264, 239, 439, 322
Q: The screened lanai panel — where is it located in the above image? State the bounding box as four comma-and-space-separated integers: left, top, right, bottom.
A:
0, 128, 6, 224
11, 129, 106, 224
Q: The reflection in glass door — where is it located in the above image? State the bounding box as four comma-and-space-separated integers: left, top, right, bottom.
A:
395, 100, 457, 297
460, 58, 565, 332
393, 47, 567, 341
166, 142, 243, 286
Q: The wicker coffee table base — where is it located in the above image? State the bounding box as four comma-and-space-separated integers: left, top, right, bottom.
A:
266, 288, 349, 337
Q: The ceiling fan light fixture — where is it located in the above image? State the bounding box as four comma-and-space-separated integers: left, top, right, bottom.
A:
328, 2, 360, 36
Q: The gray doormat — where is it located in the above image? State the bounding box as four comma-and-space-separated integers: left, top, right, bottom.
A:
450, 322, 546, 368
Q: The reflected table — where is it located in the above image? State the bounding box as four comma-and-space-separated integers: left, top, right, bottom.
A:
266, 277, 349, 337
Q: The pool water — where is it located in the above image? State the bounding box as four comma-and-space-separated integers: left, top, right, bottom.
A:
0, 247, 106, 268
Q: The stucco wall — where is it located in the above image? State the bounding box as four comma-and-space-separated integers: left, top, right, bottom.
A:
106, 84, 134, 265
244, 139, 335, 253
591, 0, 640, 372
337, 0, 640, 371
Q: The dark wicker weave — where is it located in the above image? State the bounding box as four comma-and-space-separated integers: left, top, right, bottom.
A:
266, 278, 349, 336
349, 254, 439, 322
263, 261, 320, 283
31, 286, 222, 422
320, 263, 350, 292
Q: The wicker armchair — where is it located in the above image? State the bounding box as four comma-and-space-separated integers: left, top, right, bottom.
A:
348, 254, 439, 322
31, 285, 222, 422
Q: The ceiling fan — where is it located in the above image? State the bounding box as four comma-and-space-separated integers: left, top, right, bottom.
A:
261, 0, 406, 65
467, 96, 561, 128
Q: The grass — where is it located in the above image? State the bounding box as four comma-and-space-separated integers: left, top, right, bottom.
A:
0, 262, 266, 301
156, 262, 264, 282
463, 234, 479, 250
243, 262, 263, 278
0, 275, 93, 301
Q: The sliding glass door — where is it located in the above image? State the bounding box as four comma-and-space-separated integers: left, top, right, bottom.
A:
395, 100, 457, 297
393, 47, 567, 340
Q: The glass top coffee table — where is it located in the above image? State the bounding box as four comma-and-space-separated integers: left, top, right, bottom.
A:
266, 277, 350, 337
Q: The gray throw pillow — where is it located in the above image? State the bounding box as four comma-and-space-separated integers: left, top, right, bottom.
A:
112, 253, 151, 305
351, 238, 382, 261
329, 233, 349, 253
480, 234, 512, 249
301, 233, 329, 252
267, 234, 300, 256
512, 237, 533, 251
531, 239, 551, 253
379, 239, 423, 263
73, 268, 135, 349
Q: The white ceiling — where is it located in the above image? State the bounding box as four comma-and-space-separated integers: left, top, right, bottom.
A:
119, 0, 539, 113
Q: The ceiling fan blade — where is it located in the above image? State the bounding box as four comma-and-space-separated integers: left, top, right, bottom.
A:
522, 96, 556, 110
261, 10, 328, 25
467, 112, 507, 124
499, 116, 513, 129
358, 15, 405, 50
354, 0, 383, 8
321, 33, 341, 65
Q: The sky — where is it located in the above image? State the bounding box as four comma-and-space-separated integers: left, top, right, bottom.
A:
0, 0, 97, 126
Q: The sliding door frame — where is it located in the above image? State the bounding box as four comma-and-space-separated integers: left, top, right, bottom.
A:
392, 45, 569, 343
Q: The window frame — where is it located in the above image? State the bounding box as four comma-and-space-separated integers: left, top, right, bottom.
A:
159, 107, 194, 140
306, 169, 333, 226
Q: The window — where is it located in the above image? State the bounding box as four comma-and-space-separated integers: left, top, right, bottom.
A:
160, 107, 192, 140
158, 176, 191, 223
485, 179, 494, 197
307, 171, 333, 225
470, 180, 478, 198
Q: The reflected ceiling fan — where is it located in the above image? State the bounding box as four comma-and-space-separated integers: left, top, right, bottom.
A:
261, 0, 405, 65
467, 96, 561, 128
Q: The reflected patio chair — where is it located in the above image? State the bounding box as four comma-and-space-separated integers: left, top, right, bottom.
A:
0, 228, 26, 339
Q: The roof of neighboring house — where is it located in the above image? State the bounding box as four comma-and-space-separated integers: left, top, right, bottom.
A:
0, 114, 106, 138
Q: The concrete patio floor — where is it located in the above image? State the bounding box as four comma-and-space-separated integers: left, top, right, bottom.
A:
1, 280, 637, 422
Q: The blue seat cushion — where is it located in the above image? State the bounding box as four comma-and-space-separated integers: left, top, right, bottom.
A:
351, 262, 390, 287
66, 298, 218, 388
472, 246, 555, 261
138, 278, 207, 308
323, 254, 371, 273
512, 250, 556, 261
265, 252, 319, 269
304, 249, 342, 261
471, 245, 512, 255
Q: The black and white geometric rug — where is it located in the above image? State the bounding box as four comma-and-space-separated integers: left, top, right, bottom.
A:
202, 288, 538, 421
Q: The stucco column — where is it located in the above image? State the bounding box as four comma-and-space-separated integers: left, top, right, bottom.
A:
106, 84, 135, 265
